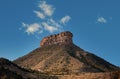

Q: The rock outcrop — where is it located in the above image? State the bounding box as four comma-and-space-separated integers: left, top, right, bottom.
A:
40, 31, 73, 47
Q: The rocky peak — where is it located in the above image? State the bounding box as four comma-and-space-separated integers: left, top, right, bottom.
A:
40, 31, 73, 47
13, 31, 120, 78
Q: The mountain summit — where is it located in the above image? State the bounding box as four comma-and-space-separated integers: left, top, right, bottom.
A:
14, 31, 119, 75
40, 31, 73, 47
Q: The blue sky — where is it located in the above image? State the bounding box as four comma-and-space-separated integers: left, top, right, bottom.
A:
0, 0, 120, 66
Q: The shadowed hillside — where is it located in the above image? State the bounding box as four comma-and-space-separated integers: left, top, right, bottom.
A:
0, 58, 58, 79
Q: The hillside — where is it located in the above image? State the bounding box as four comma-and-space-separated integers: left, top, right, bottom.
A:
13, 31, 120, 79
0, 58, 58, 79
14, 44, 119, 75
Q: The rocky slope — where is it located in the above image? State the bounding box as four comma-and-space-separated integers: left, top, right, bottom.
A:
57, 71, 120, 79
0, 58, 58, 79
1, 57, 119, 79
1, 31, 120, 79
13, 31, 120, 79
14, 44, 119, 75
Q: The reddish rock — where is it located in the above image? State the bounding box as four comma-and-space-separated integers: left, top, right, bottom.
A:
40, 31, 73, 47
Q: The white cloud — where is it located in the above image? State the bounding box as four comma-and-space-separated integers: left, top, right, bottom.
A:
22, 23, 43, 35
34, 11, 45, 19
97, 17, 107, 23
42, 22, 58, 33
60, 15, 71, 25
39, 1, 55, 16
21, 1, 71, 37
48, 19, 61, 28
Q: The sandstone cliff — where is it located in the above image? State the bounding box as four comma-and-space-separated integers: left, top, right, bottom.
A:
40, 31, 73, 46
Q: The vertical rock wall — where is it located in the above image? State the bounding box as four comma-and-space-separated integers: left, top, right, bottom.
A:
40, 31, 73, 47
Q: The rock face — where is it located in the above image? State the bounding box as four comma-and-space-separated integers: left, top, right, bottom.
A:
40, 31, 73, 47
